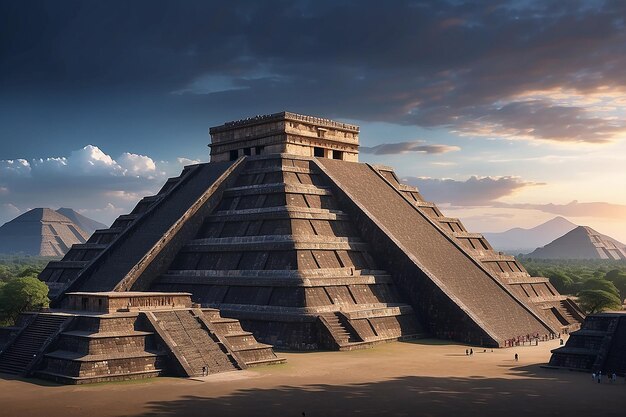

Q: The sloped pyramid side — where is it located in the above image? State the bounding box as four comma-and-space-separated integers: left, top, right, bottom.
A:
0, 208, 89, 256
39, 161, 240, 299
530, 226, 626, 260
367, 165, 584, 332
317, 158, 558, 345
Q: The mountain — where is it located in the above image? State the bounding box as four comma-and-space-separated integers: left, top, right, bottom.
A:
482, 216, 578, 253
0, 208, 99, 256
55, 208, 107, 234
528, 226, 626, 259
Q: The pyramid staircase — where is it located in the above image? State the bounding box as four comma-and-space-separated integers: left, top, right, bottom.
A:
0, 313, 72, 375
147, 310, 238, 376
371, 165, 584, 333
319, 312, 361, 347
200, 308, 284, 366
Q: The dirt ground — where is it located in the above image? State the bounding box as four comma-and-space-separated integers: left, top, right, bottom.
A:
1, 337, 625, 417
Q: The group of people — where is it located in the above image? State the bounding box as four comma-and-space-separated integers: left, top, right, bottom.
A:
503, 332, 561, 347
591, 370, 619, 384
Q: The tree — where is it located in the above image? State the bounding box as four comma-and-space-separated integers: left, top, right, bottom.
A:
605, 269, 624, 281
0, 277, 49, 325
580, 278, 620, 297
604, 271, 626, 302
576, 289, 622, 314
0, 265, 12, 281
17, 266, 42, 278
547, 271, 573, 294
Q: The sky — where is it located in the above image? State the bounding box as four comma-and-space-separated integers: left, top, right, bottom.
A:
1, 0, 626, 241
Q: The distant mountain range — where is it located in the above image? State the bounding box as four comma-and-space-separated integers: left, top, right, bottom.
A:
0, 208, 107, 256
528, 226, 626, 260
483, 216, 578, 254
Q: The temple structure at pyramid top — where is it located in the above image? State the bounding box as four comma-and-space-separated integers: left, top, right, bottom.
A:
209, 112, 360, 162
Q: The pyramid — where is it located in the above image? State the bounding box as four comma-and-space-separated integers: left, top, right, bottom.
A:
38, 112, 583, 349
550, 312, 626, 374
0, 208, 90, 256
55, 208, 107, 235
529, 226, 626, 260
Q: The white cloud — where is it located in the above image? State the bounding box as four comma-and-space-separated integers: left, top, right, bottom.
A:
0, 145, 195, 225
0, 159, 31, 177
118, 152, 157, 176
177, 157, 202, 166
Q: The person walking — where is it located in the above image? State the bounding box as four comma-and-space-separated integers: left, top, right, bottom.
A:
470, 348, 473, 356
514, 353, 518, 362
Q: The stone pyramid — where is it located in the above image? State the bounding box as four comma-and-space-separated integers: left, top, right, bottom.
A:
529, 226, 626, 260
55, 208, 107, 235
39, 112, 584, 349
0, 208, 90, 256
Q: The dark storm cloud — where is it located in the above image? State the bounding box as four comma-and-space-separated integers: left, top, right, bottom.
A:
2, 0, 626, 143
361, 141, 460, 155
403, 175, 542, 206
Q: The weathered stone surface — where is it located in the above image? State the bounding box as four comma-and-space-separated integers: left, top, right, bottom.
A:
549, 312, 626, 374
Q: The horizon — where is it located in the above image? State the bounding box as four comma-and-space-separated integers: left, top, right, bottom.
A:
1, 1, 626, 242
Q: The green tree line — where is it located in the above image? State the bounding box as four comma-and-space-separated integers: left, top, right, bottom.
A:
520, 258, 626, 314
0, 256, 52, 326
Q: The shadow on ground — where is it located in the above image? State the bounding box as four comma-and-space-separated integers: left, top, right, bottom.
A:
134, 370, 623, 417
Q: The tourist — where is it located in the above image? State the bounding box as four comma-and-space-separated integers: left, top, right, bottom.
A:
592, 372, 596, 381
470, 348, 473, 355
597, 371, 602, 384
612, 372, 617, 383
514, 353, 518, 362
466, 349, 469, 356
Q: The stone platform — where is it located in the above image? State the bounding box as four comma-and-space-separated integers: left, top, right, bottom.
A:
0, 292, 283, 384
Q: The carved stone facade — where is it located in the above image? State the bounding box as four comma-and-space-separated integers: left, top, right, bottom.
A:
209, 112, 359, 162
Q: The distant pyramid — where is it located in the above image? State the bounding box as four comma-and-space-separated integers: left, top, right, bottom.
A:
55, 208, 107, 234
529, 226, 626, 260
0, 208, 91, 256
483, 216, 577, 253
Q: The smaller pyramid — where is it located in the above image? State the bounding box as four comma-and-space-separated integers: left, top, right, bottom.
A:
0, 208, 91, 256
529, 226, 626, 260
